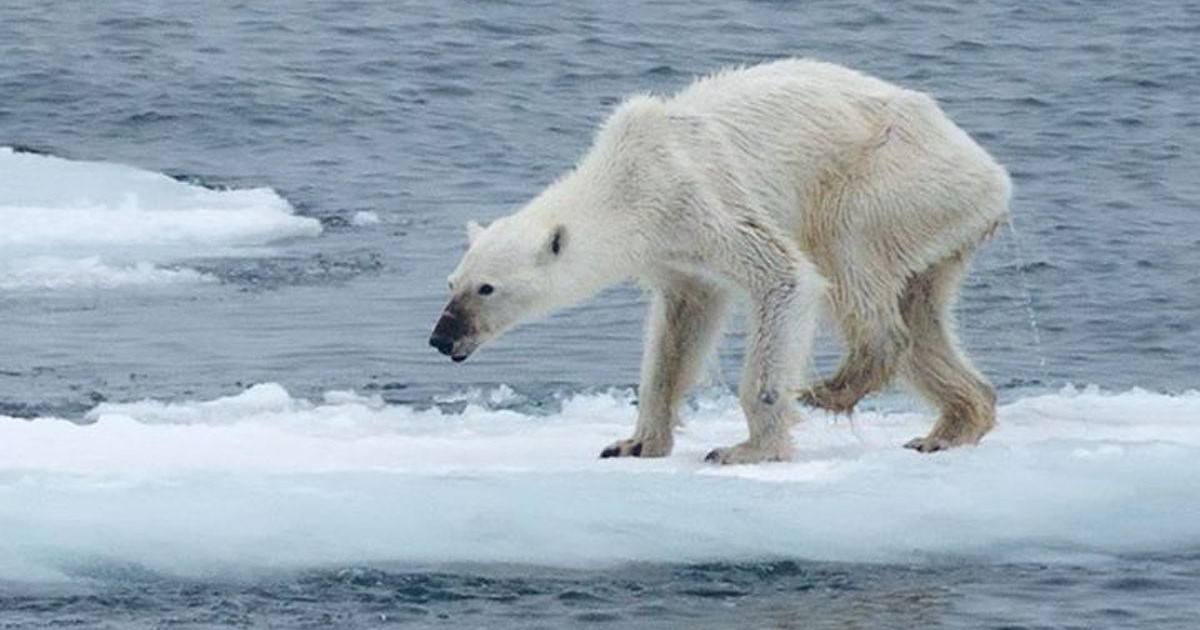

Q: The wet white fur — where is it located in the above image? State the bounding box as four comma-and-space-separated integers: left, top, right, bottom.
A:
448, 59, 1011, 463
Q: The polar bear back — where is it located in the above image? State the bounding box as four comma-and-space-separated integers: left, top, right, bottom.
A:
662, 59, 1012, 277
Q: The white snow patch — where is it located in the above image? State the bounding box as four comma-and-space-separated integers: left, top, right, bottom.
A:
1, 385, 1199, 580
0, 147, 321, 290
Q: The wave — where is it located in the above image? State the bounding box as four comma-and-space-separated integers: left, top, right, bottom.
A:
1, 384, 1198, 581
0, 147, 321, 290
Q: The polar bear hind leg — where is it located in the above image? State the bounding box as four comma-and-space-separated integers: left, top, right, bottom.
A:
799, 275, 912, 414
899, 250, 997, 452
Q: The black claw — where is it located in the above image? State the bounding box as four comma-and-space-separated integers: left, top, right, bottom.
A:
630, 443, 643, 457
903, 438, 944, 454
600, 446, 620, 459
704, 449, 722, 463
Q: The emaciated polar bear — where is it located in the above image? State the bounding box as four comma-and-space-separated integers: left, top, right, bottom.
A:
430, 59, 1010, 464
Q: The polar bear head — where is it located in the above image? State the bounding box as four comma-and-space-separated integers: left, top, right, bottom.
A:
429, 211, 593, 362
429, 96, 671, 362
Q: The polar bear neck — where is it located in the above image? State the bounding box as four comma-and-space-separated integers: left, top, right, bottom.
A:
504, 94, 689, 300
513, 171, 643, 297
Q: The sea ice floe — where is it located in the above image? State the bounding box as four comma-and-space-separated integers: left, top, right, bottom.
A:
0, 147, 320, 290
0, 384, 1197, 580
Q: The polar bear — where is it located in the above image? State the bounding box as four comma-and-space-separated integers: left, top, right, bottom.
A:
429, 59, 1010, 464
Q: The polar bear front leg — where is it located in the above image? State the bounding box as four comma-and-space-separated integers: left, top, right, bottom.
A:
705, 271, 823, 465
601, 276, 729, 458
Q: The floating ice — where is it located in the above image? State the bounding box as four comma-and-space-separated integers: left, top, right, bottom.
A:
0, 257, 215, 290
351, 210, 381, 226
0, 147, 321, 290
1, 384, 1198, 581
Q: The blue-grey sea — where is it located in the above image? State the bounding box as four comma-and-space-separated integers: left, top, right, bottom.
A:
1, 1, 1199, 628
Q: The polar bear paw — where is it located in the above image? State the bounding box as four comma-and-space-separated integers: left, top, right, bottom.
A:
798, 381, 861, 414
903, 430, 982, 453
704, 440, 792, 465
903, 436, 954, 453
599, 436, 672, 459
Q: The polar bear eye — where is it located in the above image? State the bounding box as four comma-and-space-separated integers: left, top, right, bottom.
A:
478, 283, 495, 296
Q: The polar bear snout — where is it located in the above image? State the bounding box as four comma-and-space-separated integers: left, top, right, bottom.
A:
429, 298, 479, 362
428, 328, 456, 357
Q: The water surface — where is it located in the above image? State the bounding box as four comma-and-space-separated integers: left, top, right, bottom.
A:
1, 1, 1198, 627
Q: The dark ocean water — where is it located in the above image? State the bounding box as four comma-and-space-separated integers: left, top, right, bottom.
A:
4, 557, 1200, 629
2, 0, 1199, 628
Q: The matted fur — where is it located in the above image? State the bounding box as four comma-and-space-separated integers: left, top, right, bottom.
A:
434, 59, 1011, 463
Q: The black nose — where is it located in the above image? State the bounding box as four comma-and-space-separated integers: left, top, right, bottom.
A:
429, 333, 454, 356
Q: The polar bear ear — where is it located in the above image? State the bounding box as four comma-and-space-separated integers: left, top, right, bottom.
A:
466, 220, 485, 245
